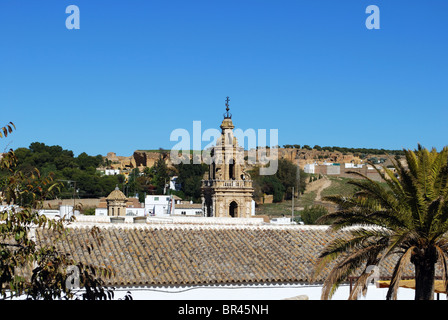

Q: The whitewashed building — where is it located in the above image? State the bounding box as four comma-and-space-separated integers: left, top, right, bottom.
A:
105, 169, 121, 176
144, 195, 175, 216
304, 163, 316, 174
174, 203, 203, 216
38, 205, 79, 220
95, 192, 145, 217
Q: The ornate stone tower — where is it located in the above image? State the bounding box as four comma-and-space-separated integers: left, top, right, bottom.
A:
201, 97, 254, 218
106, 186, 127, 216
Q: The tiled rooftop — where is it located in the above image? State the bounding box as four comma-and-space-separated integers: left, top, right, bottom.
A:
35, 223, 410, 288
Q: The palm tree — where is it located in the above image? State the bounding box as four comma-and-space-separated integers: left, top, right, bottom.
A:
314, 145, 448, 300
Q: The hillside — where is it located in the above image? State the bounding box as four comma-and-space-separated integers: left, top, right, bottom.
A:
105, 147, 402, 171
255, 175, 360, 218
255, 173, 392, 219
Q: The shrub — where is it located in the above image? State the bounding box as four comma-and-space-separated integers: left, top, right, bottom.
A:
300, 205, 328, 225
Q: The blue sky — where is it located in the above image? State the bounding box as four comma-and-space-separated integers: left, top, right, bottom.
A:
0, 0, 447, 156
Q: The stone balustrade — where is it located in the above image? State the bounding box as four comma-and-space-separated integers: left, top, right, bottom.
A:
201, 179, 253, 188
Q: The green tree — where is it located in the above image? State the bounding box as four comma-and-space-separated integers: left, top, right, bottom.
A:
71, 170, 102, 198
276, 158, 303, 200
251, 159, 306, 202
76, 152, 101, 171
12, 142, 110, 199
0, 122, 117, 300
126, 168, 141, 197
315, 145, 448, 300
151, 156, 170, 194
98, 175, 120, 196
261, 175, 285, 202
300, 205, 328, 225
175, 162, 208, 202
83, 208, 96, 216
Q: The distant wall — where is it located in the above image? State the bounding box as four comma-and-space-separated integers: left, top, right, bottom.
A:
263, 194, 273, 204
326, 165, 340, 175
312, 164, 382, 182
43, 198, 100, 210
339, 166, 382, 182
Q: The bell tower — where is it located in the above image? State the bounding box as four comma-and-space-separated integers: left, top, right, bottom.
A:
201, 97, 254, 218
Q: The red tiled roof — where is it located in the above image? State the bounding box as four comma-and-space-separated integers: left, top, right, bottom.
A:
35, 225, 412, 287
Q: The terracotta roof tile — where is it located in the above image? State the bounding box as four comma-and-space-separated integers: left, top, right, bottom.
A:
106, 188, 127, 201
34, 224, 416, 288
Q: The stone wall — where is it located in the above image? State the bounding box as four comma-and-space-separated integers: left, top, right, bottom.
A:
43, 198, 100, 210
312, 164, 382, 181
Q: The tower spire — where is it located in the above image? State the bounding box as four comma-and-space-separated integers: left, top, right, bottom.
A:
223, 96, 232, 119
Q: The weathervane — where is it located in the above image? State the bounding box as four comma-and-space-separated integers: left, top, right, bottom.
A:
223, 96, 232, 119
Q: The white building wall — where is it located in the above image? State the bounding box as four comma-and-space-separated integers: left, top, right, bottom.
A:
174, 208, 203, 216
112, 283, 419, 300
345, 163, 363, 169
145, 195, 174, 216
95, 208, 108, 216
304, 163, 315, 174
38, 205, 77, 220
105, 169, 120, 175
126, 207, 145, 216
10, 283, 420, 301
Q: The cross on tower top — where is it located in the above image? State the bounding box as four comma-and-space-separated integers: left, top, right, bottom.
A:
223, 96, 232, 119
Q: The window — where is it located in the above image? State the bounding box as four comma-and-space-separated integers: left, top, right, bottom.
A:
229, 162, 234, 179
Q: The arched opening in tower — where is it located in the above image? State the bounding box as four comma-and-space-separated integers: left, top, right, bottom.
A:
229, 163, 235, 180
229, 201, 238, 218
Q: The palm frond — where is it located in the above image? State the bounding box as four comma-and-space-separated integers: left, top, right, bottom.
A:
348, 272, 369, 300
316, 145, 448, 300
435, 245, 448, 294
320, 239, 387, 300
386, 246, 415, 300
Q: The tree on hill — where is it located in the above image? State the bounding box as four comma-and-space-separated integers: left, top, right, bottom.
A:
0, 122, 119, 300
174, 162, 208, 202
150, 155, 171, 195
300, 205, 328, 225
251, 158, 306, 202
10, 142, 120, 199
315, 145, 448, 300
76, 152, 104, 171
282, 144, 405, 155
